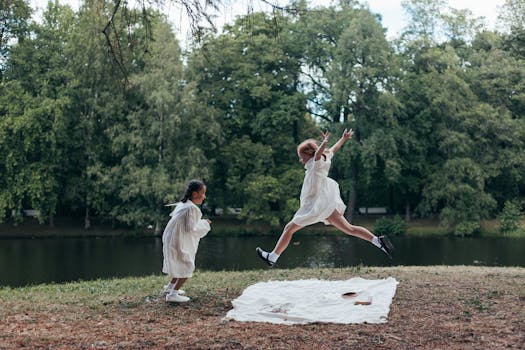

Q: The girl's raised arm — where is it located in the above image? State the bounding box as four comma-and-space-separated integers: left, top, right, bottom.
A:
314, 130, 330, 161
330, 128, 353, 154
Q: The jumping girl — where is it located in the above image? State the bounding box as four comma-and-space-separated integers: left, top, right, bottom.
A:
256, 129, 394, 266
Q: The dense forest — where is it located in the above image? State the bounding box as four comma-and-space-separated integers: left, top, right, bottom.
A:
1, 0, 524, 234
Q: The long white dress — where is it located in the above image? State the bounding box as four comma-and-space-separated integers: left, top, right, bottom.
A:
162, 201, 210, 278
291, 151, 346, 226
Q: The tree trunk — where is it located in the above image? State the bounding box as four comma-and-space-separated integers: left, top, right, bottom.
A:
344, 162, 359, 223
49, 212, 55, 228
405, 202, 411, 222
155, 220, 162, 236
84, 207, 91, 230
344, 187, 356, 223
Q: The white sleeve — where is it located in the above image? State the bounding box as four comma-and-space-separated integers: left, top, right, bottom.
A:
188, 206, 211, 238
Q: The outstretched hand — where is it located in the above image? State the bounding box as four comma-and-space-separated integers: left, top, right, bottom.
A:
342, 128, 354, 140
320, 130, 331, 143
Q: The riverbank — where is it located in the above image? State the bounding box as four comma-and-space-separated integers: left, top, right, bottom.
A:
1, 266, 523, 349
0, 215, 512, 238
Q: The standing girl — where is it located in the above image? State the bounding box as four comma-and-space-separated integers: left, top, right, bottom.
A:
256, 129, 394, 267
162, 180, 211, 302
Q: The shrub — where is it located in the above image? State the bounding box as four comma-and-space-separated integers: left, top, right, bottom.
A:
499, 200, 523, 234
373, 215, 407, 236
454, 221, 480, 236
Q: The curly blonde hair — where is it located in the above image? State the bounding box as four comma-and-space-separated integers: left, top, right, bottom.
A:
297, 139, 319, 158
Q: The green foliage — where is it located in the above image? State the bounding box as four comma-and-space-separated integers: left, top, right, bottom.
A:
373, 215, 407, 236
108, 17, 218, 232
421, 159, 497, 229
240, 175, 282, 227
454, 221, 481, 237
0, 0, 32, 72
240, 167, 303, 227
0, 1, 75, 224
1, 0, 524, 230
294, 2, 403, 223
186, 11, 314, 219
499, 200, 523, 234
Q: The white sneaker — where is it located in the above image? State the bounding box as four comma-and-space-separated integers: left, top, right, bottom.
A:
166, 291, 190, 303
163, 285, 185, 295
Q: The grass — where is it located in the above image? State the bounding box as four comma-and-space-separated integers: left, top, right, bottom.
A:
1, 266, 524, 349
0, 267, 366, 308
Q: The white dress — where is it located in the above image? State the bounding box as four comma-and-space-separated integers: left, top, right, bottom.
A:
291, 151, 346, 226
162, 201, 210, 278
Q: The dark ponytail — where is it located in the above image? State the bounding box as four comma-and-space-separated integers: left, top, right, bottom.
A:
180, 179, 205, 202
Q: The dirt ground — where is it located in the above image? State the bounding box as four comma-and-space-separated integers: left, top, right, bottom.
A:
1, 266, 524, 349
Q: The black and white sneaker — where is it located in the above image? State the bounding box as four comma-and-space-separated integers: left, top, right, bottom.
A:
379, 235, 395, 259
256, 247, 275, 267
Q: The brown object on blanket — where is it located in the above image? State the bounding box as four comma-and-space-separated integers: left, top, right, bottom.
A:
342, 291, 372, 305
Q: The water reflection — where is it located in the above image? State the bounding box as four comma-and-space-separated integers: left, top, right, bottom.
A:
1, 235, 524, 287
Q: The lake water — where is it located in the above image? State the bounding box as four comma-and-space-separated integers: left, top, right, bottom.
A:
1, 234, 524, 287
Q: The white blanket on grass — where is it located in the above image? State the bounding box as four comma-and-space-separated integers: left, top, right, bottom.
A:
224, 277, 398, 325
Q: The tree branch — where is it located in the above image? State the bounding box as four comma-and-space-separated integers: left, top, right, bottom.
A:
102, 0, 129, 85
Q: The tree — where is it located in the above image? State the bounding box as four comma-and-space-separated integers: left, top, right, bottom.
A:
498, 0, 525, 32
498, 0, 525, 59
185, 11, 314, 224
109, 15, 220, 233
100, 0, 306, 83
468, 30, 525, 208
401, 0, 447, 44
0, 0, 75, 225
499, 199, 524, 234
397, 11, 525, 231
0, 0, 32, 75
64, 0, 133, 229
294, 1, 401, 221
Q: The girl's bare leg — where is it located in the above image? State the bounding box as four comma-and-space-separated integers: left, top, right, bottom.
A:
175, 278, 187, 290
326, 210, 375, 242
166, 278, 187, 295
273, 221, 303, 255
